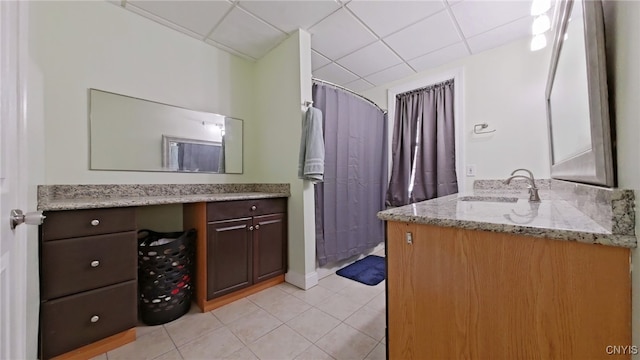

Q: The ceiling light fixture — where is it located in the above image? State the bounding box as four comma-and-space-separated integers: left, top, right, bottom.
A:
532, 14, 551, 34
531, 0, 552, 16
530, 34, 547, 51
530, 0, 552, 51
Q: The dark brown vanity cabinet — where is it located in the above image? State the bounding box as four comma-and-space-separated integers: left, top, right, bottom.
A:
199, 198, 287, 303
39, 207, 138, 359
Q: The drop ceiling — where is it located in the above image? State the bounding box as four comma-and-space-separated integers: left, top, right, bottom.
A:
115, 0, 542, 92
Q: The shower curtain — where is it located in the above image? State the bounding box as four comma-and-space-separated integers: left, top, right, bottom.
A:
312, 82, 387, 266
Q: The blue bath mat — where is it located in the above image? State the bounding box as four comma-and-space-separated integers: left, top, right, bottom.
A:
336, 255, 385, 286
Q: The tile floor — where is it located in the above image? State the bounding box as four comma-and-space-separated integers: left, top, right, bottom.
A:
93, 249, 386, 360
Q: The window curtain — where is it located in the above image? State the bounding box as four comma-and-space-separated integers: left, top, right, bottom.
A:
312, 82, 387, 267
386, 80, 458, 207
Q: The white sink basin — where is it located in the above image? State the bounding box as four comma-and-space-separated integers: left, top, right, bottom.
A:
458, 196, 519, 203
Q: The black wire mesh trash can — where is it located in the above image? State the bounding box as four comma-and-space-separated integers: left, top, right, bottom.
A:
137, 229, 196, 325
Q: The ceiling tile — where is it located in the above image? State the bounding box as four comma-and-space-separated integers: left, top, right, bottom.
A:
384, 10, 462, 61
450, 0, 531, 38
466, 16, 532, 54
127, 0, 232, 36
336, 41, 402, 77
408, 42, 469, 72
364, 63, 415, 86
343, 78, 375, 93
209, 7, 287, 59
312, 50, 332, 71
347, 0, 445, 38
309, 8, 377, 60
313, 63, 359, 85
238, 1, 340, 33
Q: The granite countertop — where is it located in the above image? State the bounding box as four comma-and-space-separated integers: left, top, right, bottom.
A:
37, 184, 290, 211
377, 188, 637, 248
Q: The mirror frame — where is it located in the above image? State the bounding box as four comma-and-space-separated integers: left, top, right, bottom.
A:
545, 0, 615, 187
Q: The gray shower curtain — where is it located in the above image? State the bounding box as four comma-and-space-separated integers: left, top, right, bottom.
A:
386, 79, 458, 206
312, 82, 387, 267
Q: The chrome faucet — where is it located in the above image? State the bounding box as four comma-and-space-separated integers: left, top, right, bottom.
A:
504, 168, 540, 202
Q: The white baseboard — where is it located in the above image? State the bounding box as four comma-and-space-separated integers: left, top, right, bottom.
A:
285, 270, 319, 290
316, 243, 385, 280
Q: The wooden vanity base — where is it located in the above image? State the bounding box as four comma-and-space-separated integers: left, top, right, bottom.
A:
387, 222, 631, 359
50, 328, 136, 360
196, 275, 285, 312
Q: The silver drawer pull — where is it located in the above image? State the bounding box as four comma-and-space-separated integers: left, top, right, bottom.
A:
90, 219, 100, 226
255, 224, 260, 230
90, 260, 100, 268
251, 205, 257, 211
249, 226, 254, 231
90, 315, 100, 323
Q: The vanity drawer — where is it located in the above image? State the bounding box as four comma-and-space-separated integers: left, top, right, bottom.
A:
40, 280, 137, 360
40, 231, 137, 300
42, 207, 136, 241
207, 198, 286, 221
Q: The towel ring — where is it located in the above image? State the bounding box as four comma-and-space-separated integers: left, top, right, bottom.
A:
473, 123, 496, 134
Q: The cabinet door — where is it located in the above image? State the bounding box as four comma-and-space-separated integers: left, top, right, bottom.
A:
207, 218, 253, 299
253, 213, 287, 283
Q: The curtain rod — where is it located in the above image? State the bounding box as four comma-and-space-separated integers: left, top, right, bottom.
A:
311, 77, 387, 114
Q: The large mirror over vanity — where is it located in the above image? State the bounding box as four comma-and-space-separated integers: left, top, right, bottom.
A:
89, 89, 244, 174
546, 0, 614, 186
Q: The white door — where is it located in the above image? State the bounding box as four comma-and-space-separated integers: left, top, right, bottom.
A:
1, 2, 30, 359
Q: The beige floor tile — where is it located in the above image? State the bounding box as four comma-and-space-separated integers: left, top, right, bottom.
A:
365, 292, 386, 313
247, 287, 289, 308
227, 308, 282, 344
344, 306, 386, 341
178, 326, 244, 359
225, 346, 259, 360
316, 324, 378, 360
137, 322, 165, 337
318, 274, 353, 293
164, 310, 223, 346
315, 292, 364, 321
381, 336, 386, 345
364, 343, 385, 360
286, 308, 341, 343
212, 298, 260, 325
248, 325, 311, 360
337, 283, 384, 306
275, 282, 301, 294
294, 345, 335, 360
108, 328, 176, 360
89, 353, 107, 360
154, 349, 184, 360
258, 294, 311, 322
290, 285, 335, 306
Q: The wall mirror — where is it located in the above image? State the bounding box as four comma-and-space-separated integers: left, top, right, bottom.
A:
545, 0, 614, 187
89, 89, 243, 174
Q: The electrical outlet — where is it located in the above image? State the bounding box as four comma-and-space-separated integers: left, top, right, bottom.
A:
466, 165, 476, 177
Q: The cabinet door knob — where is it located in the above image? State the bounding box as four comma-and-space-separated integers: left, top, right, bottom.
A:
90, 219, 100, 226
90, 260, 100, 268
251, 205, 257, 211
90, 315, 100, 323
255, 224, 260, 230
249, 226, 254, 231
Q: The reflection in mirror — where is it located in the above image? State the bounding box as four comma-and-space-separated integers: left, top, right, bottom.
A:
89, 89, 243, 174
545, 0, 614, 187
548, 0, 591, 162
